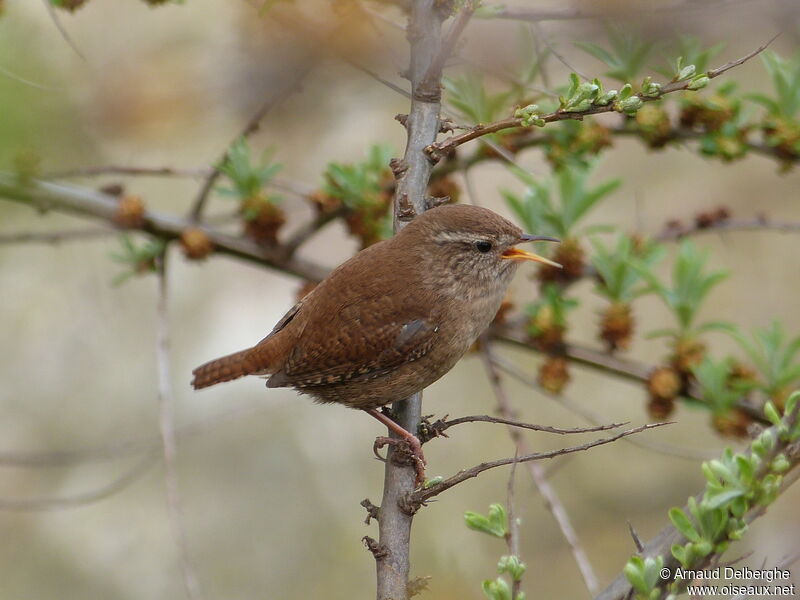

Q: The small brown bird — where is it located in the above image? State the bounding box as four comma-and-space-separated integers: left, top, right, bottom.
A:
192, 204, 560, 483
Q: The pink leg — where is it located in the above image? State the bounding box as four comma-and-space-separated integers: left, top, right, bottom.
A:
367, 408, 426, 487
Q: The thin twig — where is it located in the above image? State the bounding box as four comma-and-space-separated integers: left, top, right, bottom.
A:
490, 352, 718, 461
505, 451, 522, 600
0, 64, 59, 91
488, 0, 756, 23
187, 54, 318, 222
0, 452, 157, 511
422, 413, 625, 441
45, 166, 212, 179
40, 0, 86, 61
155, 252, 203, 600
281, 206, 349, 258
411, 422, 671, 504
481, 342, 601, 595
421, 0, 476, 89
426, 40, 773, 162
657, 217, 800, 241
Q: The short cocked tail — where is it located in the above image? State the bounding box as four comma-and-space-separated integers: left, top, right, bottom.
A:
192, 347, 261, 389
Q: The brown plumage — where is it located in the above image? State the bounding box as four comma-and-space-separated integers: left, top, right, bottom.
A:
191, 205, 560, 483
192, 204, 559, 409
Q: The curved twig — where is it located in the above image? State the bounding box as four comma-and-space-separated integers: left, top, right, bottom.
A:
0, 452, 156, 511
410, 422, 671, 505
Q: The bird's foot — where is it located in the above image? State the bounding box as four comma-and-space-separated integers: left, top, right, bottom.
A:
373, 435, 427, 487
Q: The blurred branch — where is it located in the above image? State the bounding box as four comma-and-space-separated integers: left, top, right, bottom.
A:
187, 54, 319, 223
45, 165, 212, 179
426, 40, 773, 162
488, 0, 756, 22
409, 422, 671, 505
422, 0, 476, 90
491, 324, 769, 426
657, 216, 800, 241
505, 455, 522, 600
0, 227, 115, 245
0, 452, 157, 511
0, 174, 330, 282
0, 403, 270, 468
282, 206, 348, 258
154, 253, 203, 600
40, 0, 86, 61
480, 341, 600, 595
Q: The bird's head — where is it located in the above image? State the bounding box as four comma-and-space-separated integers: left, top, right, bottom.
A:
401, 204, 561, 294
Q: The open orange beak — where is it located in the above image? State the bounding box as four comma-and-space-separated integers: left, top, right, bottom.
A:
501, 234, 562, 268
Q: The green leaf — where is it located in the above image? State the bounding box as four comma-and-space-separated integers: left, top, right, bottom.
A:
497, 555, 527, 581
464, 504, 508, 538
481, 577, 512, 600
704, 488, 745, 510
624, 557, 650, 594
669, 508, 700, 542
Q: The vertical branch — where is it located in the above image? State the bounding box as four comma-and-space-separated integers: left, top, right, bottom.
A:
375, 2, 454, 599
480, 342, 600, 596
155, 251, 203, 600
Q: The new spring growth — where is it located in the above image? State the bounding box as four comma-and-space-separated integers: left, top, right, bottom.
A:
688, 75, 710, 90
613, 84, 644, 115
464, 503, 509, 538
497, 555, 527, 581
623, 555, 664, 600
641, 76, 662, 98
673, 57, 697, 82
514, 104, 545, 127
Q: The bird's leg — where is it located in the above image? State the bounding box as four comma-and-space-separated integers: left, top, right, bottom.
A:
366, 408, 426, 487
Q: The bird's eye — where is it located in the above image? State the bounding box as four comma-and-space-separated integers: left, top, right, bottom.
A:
475, 240, 492, 253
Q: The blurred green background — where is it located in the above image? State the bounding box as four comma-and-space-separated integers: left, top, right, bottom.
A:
1, 1, 798, 599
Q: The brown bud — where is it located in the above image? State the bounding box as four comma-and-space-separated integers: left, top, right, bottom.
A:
671, 338, 706, 376
647, 366, 682, 401
180, 227, 214, 260
647, 396, 675, 420
538, 237, 584, 284
712, 407, 752, 439
241, 195, 286, 246
538, 356, 570, 394
599, 302, 634, 351
115, 195, 145, 228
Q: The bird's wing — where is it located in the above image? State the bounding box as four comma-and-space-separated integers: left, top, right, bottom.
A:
266, 293, 439, 389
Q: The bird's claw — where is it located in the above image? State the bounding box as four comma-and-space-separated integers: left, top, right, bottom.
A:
372, 435, 427, 487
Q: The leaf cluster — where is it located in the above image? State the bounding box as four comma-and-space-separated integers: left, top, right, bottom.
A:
110, 235, 165, 285
636, 240, 730, 339
504, 162, 619, 239
217, 138, 282, 201
591, 235, 664, 303
733, 322, 800, 397
322, 144, 393, 209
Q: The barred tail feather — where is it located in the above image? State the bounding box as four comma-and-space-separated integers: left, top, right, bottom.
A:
191, 348, 258, 389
